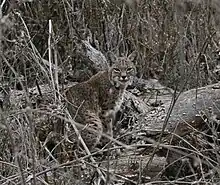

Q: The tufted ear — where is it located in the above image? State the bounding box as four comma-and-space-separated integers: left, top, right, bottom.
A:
127, 51, 137, 62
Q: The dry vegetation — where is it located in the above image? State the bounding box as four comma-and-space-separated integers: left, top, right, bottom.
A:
1, 0, 220, 184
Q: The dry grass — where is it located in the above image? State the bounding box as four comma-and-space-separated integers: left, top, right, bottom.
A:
1, 0, 220, 184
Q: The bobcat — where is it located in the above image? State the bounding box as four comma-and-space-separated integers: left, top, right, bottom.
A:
65, 52, 137, 149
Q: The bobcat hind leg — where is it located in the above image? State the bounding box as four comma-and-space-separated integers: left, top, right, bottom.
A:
80, 111, 103, 150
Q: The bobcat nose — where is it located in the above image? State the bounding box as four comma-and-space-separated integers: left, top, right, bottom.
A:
120, 75, 127, 81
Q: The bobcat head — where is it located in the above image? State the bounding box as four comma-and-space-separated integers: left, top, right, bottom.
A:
109, 52, 137, 88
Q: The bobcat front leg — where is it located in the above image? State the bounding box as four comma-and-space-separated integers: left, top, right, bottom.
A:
101, 115, 113, 141
107, 117, 113, 138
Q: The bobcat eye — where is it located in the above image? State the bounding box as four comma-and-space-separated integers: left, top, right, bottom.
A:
127, 67, 133, 72
113, 68, 120, 72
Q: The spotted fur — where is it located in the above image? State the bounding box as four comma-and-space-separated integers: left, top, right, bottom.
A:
65, 52, 137, 149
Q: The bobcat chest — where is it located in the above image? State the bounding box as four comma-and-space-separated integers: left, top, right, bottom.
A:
102, 87, 125, 117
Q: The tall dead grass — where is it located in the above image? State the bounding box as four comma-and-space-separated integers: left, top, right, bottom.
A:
1, 0, 220, 184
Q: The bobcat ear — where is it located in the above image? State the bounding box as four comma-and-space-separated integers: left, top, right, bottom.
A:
127, 51, 137, 62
